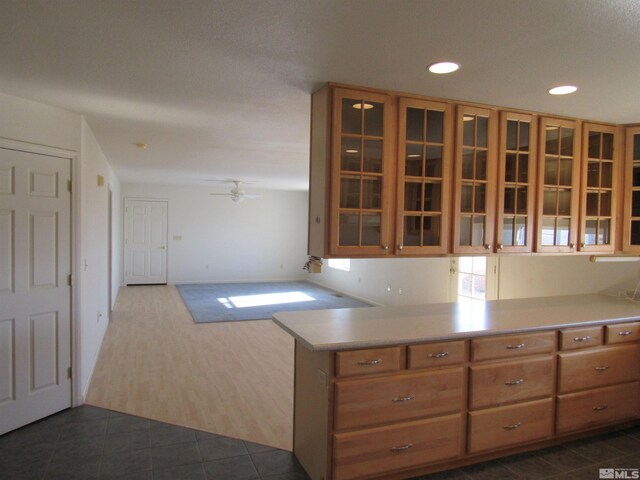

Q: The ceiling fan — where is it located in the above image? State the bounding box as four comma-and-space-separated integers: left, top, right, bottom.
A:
207, 179, 263, 203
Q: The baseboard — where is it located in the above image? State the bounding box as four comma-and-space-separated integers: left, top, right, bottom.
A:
306, 279, 382, 306
168, 277, 307, 285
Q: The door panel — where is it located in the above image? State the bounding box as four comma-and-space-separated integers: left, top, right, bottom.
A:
124, 199, 168, 284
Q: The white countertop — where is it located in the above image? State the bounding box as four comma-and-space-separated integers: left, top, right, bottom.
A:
272, 294, 640, 351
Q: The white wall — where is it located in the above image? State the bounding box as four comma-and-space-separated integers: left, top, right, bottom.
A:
121, 183, 308, 284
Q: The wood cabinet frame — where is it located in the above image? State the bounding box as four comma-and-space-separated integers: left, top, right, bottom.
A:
622, 125, 640, 253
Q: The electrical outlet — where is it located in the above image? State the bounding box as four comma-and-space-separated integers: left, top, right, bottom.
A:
398, 287, 403, 295
317, 369, 328, 386
97, 312, 102, 323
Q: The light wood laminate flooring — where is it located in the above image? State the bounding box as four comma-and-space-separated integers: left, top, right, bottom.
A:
86, 285, 294, 451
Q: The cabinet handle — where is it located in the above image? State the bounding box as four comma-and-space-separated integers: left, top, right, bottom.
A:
484, 244, 492, 250
569, 243, 575, 249
427, 352, 449, 359
618, 331, 633, 336
574, 335, 591, 342
594, 365, 609, 372
497, 244, 504, 250
381, 244, 389, 251
398, 244, 404, 251
357, 358, 382, 366
593, 405, 609, 411
390, 443, 413, 452
504, 378, 524, 386
392, 395, 415, 403
580, 242, 586, 248
503, 422, 522, 430
506, 343, 525, 350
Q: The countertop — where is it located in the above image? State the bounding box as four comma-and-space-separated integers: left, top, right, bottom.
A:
271, 294, 640, 351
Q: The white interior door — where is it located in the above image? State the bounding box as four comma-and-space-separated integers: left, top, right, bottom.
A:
0, 147, 72, 435
124, 199, 168, 285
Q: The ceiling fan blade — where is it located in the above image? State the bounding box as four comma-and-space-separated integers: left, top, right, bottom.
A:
243, 194, 263, 199
209, 193, 232, 196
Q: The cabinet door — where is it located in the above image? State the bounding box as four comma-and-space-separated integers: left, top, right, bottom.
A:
622, 126, 640, 253
330, 88, 395, 256
453, 105, 497, 253
579, 123, 617, 252
535, 117, 581, 253
396, 98, 452, 255
496, 112, 537, 253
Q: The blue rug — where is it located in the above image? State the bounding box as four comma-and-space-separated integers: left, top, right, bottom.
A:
176, 281, 372, 323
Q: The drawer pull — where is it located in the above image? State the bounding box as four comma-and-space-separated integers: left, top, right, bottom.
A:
594, 366, 610, 372
427, 352, 449, 359
390, 443, 414, 452
504, 378, 525, 386
506, 343, 525, 350
618, 331, 633, 336
357, 358, 382, 366
503, 422, 522, 430
392, 395, 415, 403
574, 335, 591, 342
593, 404, 609, 411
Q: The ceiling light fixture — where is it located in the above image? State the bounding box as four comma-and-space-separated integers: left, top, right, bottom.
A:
135, 143, 148, 149
427, 62, 460, 74
548, 85, 578, 95
352, 102, 374, 110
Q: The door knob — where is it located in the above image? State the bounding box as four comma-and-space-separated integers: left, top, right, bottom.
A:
381, 244, 389, 251
398, 244, 404, 251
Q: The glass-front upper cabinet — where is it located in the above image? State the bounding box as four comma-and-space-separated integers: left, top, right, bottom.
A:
623, 126, 640, 253
579, 123, 617, 253
396, 98, 452, 255
329, 88, 395, 256
535, 117, 581, 253
453, 105, 497, 254
496, 112, 537, 253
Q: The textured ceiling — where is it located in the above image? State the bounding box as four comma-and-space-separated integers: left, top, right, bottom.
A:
1, 0, 639, 190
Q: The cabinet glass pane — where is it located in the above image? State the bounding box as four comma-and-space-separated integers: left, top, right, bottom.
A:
461, 184, 473, 212
405, 144, 423, 176
406, 108, 424, 142
363, 102, 383, 137
543, 189, 557, 215
403, 216, 421, 246
519, 122, 530, 151
585, 219, 597, 245
477, 117, 488, 148
459, 216, 472, 246
426, 110, 444, 143
472, 216, 485, 245
544, 157, 558, 185
339, 214, 359, 246
476, 151, 487, 180
506, 120, 517, 150
341, 137, 361, 171
363, 139, 382, 173
502, 217, 514, 246
558, 189, 571, 215
556, 218, 570, 245
474, 184, 486, 213
634, 164, 640, 187
586, 191, 599, 216
518, 154, 529, 183
404, 182, 422, 211
342, 99, 362, 135
602, 133, 614, 160
600, 191, 611, 216
632, 220, 640, 245
633, 191, 640, 217
424, 182, 441, 212
516, 187, 527, 214
601, 162, 612, 188
340, 176, 360, 208
634, 135, 640, 161
560, 127, 574, 156
599, 219, 610, 244
515, 216, 526, 246
541, 218, 555, 245
425, 146, 443, 177
423, 216, 441, 246
588, 132, 600, 158
504, 187, 515, 214
505, 153, 517, 182
361, 214, 381, 246
462, 149, 474, 179
463, 116, 475, 146
587, 161, 599, 188
545, 127, 559, 155
559, 159, 572, 186
362, 177, 382, 209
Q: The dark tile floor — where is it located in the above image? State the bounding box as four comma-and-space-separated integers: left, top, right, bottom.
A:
1, 405, 638, 480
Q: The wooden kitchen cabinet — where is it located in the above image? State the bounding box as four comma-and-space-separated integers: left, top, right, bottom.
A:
622, 125, 640, 253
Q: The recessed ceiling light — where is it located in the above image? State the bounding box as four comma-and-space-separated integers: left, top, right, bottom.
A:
427, 62, 460, 74
548, 85, 578, 95
135, 143, 148, 149
352, 102, 374, 110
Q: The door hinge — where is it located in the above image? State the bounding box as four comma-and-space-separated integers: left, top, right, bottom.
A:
67, 366, 72, 379
67, 179, 72, 192
67, 274, 72, 286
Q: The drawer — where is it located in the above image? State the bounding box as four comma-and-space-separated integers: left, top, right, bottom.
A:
557, 382, 640, 434
469, 356, 554, 410
559, 326, 603, 351
334, 368, 464, 430
335, 346, 404, 378
558, 344, 640, 394
471, 331, 555, 362
408, 340, 466, 369
468, 398, 553, 454
333, 414, 462, 480
606, 322, 640, 345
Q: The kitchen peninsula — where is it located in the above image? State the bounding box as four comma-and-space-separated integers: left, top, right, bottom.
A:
273, 294, 640, 480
